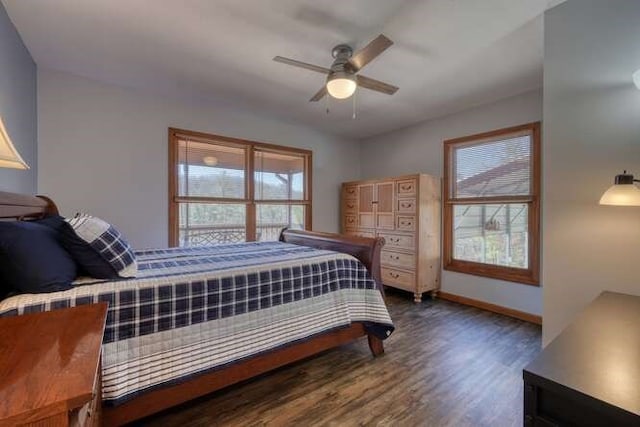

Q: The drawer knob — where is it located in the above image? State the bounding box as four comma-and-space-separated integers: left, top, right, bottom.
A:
389, 272, 399, 278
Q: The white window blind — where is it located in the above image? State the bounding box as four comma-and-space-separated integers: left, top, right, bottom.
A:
451, 132, 532, 199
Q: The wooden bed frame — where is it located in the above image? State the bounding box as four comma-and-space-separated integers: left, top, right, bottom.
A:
0, 191, 388, 426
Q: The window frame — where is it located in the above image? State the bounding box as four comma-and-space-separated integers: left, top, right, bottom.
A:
168, 128, 312, 247
442, 122, 541, 286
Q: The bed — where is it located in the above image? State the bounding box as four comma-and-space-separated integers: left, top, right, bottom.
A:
0, 191, 393, 425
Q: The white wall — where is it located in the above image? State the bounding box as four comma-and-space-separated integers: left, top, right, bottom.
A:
359, 89, 543, 316
542, 0, 640, 345
0, 2, 36, 193
38, 69, 360, 248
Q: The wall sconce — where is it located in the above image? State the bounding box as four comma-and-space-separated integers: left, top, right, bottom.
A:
599, 171, 640, 206
0, 116, 29, 170
634, 69, 640, 90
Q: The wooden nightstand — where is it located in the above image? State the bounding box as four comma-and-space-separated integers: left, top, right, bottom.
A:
0, 303, 107, 426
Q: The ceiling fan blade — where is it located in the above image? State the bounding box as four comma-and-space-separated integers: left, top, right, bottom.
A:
349, 34, 394, 71
309, 86, 327, 102
357, 75, 399, 95
273, 56, 331, 74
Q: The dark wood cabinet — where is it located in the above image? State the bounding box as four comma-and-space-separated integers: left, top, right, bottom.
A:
523, 292, 640, 426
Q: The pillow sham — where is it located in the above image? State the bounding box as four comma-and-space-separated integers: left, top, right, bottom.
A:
65, 214, 137, 278
0, 221, 76, 294
36, 215, 119, 279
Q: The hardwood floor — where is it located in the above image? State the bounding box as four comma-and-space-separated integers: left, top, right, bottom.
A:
138, 291, 541, 427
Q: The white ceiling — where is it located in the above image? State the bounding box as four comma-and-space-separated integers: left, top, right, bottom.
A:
3, 0, 563, 139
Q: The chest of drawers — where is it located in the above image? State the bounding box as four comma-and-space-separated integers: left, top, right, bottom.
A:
341, 174, 441, 302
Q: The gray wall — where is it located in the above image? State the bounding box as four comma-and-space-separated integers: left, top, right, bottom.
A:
542, 0, 640, 345
0, 2, 36, 192
37, 69, 361, 249
359, 89, 543, 316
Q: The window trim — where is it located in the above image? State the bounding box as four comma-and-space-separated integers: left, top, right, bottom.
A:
168, 128, 312, 247
442, 122, 541, 286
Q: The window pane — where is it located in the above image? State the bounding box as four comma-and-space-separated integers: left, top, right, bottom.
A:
254, 150, 305, 200
453, 132, 531, 198
178, 139, 245, 198
178, 203, 246, 246
256, 204, 304, 242
453, 204, 528, 268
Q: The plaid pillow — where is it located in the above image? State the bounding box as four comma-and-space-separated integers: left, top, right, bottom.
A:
66, 214, 137, 278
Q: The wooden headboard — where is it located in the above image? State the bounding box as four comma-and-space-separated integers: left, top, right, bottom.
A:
0, 191, 59, 220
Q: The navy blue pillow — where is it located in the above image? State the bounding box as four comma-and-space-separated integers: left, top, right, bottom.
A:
36, 215, 119, 279
0, 221, 76, 294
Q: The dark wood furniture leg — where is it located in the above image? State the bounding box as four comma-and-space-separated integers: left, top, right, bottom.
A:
367, 335, 384, 356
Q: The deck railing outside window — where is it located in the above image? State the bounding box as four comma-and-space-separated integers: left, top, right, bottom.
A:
179, 223, 295, 246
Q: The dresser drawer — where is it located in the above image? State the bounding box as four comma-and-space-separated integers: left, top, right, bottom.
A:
396, 215, 416, 231
396, 179, 417, 197
343, 200, 357, 214
343, 185, 358, 199
397, 198, 416, 213
344, 215, 357, 229
378, 232, 414, 250
381, 250, 415, 270
381, 267, 415, 290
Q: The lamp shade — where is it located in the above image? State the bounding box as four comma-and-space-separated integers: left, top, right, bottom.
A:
599, 172, 640, 206
599, 184, 640, 206
0, 116, 29, 170
326, 71, 357, 99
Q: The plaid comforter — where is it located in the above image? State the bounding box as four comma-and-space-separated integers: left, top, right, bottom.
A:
0, 242, 394, 406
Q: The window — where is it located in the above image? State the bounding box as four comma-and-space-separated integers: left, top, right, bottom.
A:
443, 122, 540, 285
169, 128, 312, 247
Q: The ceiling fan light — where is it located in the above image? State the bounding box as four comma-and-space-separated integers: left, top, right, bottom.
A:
203, 156, 218, 166
326, 72, 357, 99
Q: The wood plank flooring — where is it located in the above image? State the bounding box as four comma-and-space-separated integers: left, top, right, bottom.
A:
138, 291, 542, 427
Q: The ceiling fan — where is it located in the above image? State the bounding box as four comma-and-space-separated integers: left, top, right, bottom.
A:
273, 34, 399, 102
